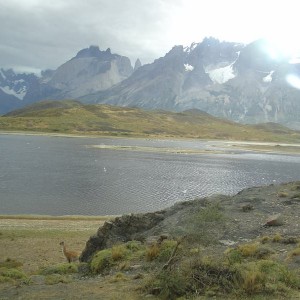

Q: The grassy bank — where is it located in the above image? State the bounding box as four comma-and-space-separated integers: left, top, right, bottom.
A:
1, 100, 300, 143
0, 215, 146, 299
0, 215, 112, 274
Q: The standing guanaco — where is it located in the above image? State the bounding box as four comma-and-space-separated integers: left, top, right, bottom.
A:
59, 241, 79, 263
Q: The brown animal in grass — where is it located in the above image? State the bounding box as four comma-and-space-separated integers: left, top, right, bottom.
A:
59, 241, 79, 263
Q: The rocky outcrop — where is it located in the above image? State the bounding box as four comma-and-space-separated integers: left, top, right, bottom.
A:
80, 211, 167, 262
265, 213, 284, 226
80, 181, 300, 262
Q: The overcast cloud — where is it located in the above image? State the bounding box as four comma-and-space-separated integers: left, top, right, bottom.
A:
0, 0, 299, 73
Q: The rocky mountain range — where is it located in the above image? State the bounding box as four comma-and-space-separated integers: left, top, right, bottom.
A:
1, 38, 300, 129
0, 45, 135, 115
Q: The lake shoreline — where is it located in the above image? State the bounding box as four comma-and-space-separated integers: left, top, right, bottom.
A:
1, 130, 300, 155
0, 214, 117, 221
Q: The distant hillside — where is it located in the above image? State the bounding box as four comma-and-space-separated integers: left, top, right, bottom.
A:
1, 100, 300, 142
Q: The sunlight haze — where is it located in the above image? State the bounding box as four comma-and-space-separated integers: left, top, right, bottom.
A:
0, 0, 299, 71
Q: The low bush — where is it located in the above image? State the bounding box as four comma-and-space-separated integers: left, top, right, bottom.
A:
90, 241, 147, 274
238, 242, 259, 257
238, 260, 300, 295
272, 233, 283, 243
157, 240, 178, 262
146, 269, 187, 299
39, 263, 78, 275
90, 249, 112, 274
0, 267, 27, 283
144, 233, 300, 299
125, 240, 143, 251
111, 244, 129, 261
232, 242, 274, 259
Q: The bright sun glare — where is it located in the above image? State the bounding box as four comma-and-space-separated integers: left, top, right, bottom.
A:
263, 36, 300, 61
263, 36, 300, 89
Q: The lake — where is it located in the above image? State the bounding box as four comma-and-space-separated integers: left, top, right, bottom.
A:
1, 134, 300, 215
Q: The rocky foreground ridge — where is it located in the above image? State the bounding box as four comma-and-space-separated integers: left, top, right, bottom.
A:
81, 181, 300, 262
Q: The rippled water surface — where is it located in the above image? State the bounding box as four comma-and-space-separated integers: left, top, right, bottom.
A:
1, 134, 300, 215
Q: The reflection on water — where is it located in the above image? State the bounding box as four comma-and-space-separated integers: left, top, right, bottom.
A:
1, 134, 300, 215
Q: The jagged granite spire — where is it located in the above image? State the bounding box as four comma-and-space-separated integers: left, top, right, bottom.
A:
134, 58, 142, 71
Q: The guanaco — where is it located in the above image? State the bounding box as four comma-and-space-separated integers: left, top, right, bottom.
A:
59, 241, 79, 263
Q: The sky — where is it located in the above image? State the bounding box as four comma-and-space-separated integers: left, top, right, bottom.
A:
0, 0, 299, 74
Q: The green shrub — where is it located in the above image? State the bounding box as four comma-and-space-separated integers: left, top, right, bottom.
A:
272, 233, 283, 243
235, 242, 274, 259
238, 242, 259, 257
147, 249, 300, 299
89, 241, 146, 274
0, 267, 27, 283
237, 260, 300, 296
157, 240, 178, 262
187, 258, 240, 294
125, 240, 143, 251
146, 269, 187, 300
196, 202, 224, 223
90, 249, 112, 274
225, 248, 243, 264
260, 236, 270, 244
39, 263, 78, 275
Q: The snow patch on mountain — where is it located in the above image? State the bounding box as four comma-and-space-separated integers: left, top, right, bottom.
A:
0, 85, 27, 100
205, 64, 236, 84
184, 42, 198, 53
263, 71, 274, 83
0, 70, 6, 80
184, 64, 194, 71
